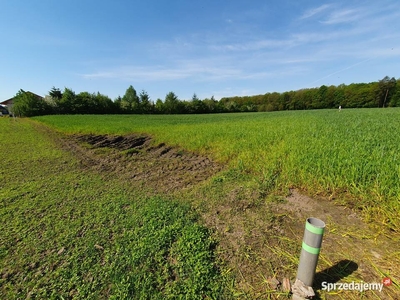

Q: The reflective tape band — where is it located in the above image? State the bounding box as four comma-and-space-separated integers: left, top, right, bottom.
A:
302, 241, 320, 255
306, 221, 325, 235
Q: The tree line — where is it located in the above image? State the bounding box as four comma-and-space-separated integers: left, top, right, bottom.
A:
221, 76, 400, 111
10, 76, 400, 117
11, 87, 226, 117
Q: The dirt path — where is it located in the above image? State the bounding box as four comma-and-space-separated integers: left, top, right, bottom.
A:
61, 133, 223, 193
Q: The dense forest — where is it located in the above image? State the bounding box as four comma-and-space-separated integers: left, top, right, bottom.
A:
221, 76, 400, 112
9, 76, 400, 117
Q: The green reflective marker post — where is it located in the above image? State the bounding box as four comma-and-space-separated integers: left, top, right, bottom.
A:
292, 217, 325, 299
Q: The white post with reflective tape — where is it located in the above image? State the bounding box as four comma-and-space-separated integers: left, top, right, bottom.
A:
292, 217, 325, 299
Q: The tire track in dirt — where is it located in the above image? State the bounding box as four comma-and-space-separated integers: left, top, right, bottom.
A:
63, 134, 223, 192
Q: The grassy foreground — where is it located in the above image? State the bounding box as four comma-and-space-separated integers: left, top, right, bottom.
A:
35, 109, 400, 233
2, 110, 400, 299
0, 118, 226, 299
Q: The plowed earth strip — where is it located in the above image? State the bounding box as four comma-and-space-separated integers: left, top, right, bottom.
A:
62, 133, 223, 192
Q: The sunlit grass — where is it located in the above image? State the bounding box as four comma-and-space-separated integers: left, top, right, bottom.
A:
0, 118, 226, 299
34, 108, 400, 233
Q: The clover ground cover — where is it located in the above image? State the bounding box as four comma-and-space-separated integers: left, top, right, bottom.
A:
0, 118, 225, 299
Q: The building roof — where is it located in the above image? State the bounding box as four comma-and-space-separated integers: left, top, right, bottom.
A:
0, 98, 14, 105
1, 91, 43, 105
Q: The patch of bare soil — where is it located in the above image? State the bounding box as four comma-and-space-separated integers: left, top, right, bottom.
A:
282, 189, 399, 298
62, 133, 222, 192
202, 187, 400, 299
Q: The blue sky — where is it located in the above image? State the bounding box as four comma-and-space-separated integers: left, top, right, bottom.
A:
1, 0, 400, 101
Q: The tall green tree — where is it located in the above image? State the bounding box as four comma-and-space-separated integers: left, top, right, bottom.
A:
188, 93, 207, 113
317, 85, 328, 108
92, 92, 115, 114
139, 90, 152, 114
164, 92, 181, 114
12, 90, 50, 117
155, 99, 164, 113
376, 76, 397, 107
59, 88, 76, 114
389, 80, 400, 107
203, 96, 220, 113
121, 85, 140, 113
49, 87, 63, 100
46, 87, 63, 113
334, 86, 345, 108
75, 91, 93, 113
114, 96, 122, 113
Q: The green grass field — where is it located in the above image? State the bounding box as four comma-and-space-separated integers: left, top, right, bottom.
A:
2, 109, 399, 299
0, 118, 226, 299
35, 109, 400, 233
